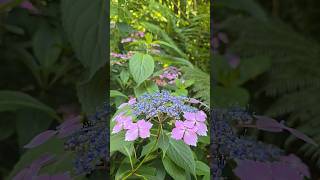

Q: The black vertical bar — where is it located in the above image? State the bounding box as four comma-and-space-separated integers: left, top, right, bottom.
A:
105, 0, 110, 178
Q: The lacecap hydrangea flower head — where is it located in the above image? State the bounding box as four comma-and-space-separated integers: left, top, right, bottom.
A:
112, 90, 208, 146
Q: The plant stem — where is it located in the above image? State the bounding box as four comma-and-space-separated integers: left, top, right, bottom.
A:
122, 120, 162, 179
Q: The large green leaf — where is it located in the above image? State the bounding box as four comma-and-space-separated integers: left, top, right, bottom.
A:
32, 23, 62, 68
212, 86, 250, 107
77, 67, 107, 114
162, 156, 187, 180
16, 109, 53, 148
61, 0, 107, 79
7, 138, 67, 180
166, 138, 196, 176
110, 132, 133, 156
134, 80, 159, 97
236, 56, 271, 85
0, 90, 58, 119
110, 90, 128, 99
0, 115, 15, 141
195, 161, 210, 176
129, 53, 155, 86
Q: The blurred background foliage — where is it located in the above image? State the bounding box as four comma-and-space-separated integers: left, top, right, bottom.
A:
213, 0, 320, 178
0, 0, 107, 179
110, 0, 210, 106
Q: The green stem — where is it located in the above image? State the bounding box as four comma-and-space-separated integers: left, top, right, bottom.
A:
122, 122, 162, 179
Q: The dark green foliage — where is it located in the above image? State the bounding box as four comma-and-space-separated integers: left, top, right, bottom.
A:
215, 0, 320, 173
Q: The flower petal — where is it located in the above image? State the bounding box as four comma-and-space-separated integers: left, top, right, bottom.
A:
112, 123, 123, 134
183, 129, 198, 146
196, 111, 207, 122
24, 130, 57, 149
125, 123, 139, 141
171, 127, 184, 140
137, 120, 153, 138
195, 122, 207, 136
183, 112, 196, 121
175, 120, 185, 128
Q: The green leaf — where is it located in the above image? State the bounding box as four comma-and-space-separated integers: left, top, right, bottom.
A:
134, 81, 159, 97
140, 139, 158, 158
61, 0, 107, 79
236, 56, 271, 85
195, 161, 210, 176
129, 53, 155, 85
166, 138, 196, 175
115, 160, 131, 180
7, 138, 65, 180
16, 109, 53, 148
154, 55, 194, 67
158, 131, 170, 158
136, 165, 157, 177
174, 88, 188, 96
120, 69, 130, 85
212, 86, 250, 107
162, 156, 187, 180
40, 151, 75, 175
0, 90, 58, 119
152, 160, 167, 180
110, 90, 128, 99
0, 117, 15, 141
32, 23, 62, 68
110, 131, 133, 156
77, 67, 107, 114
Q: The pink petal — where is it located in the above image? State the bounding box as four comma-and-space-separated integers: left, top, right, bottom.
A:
56, 116, 81, 130
112, 123, 123, 134
189, 98, 200, 104
183, 129, 198, 146
137, 120, 152, 130
285, 127, 317, 146
195, 122, 207, 136
196, 111, 207, 122
128, 98, 136, 105
234, 160, 271, 180
13, 168, 31, 180
34, 174, 50, 180
125, 123, 139, 141
171, 127, 184, 140
174, 120, 185, 128
122, 117, 133, 129
184, 120, 196, 128
24, 130, 57, 149
255, 115, 285, 132
19, 1, 39, 13
183, 112, 196, 121
57, 123, 82, 138
137, 120, 153, 138
112, 112, 123, 121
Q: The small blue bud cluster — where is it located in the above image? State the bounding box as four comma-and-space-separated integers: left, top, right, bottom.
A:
131, 90, 197, 119
226, 106, 254, 124
211, 108, 283, 178
64, 106, 109, 175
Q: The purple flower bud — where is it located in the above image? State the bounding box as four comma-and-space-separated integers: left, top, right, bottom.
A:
217, 32, 229, 44
225, 53, 240, 69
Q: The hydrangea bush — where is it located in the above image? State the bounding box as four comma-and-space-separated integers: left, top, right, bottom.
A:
211, 108, 315, 179
109, 1, 211, 178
